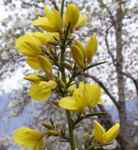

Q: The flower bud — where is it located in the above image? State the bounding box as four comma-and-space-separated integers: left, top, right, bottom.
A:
85, 34, 98, 63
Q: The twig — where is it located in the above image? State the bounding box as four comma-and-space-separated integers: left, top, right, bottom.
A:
50, 0, 59, 10
61, 0, 65, 17
105, 24, 116, 65
121, 71, 138, 96
73, 112, 106, 128
66, 61, 106, 88
97, 0, 116, 27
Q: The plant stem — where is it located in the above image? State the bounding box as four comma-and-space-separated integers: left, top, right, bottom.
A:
60, 1, 76, 149
66, 111, 75, 150
73, 112, 106, 128
61, 0, 65, 17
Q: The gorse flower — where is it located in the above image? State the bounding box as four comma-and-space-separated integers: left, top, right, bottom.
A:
38, 55, 53, 77
33, 4, 87, 32
28, 80, 57, 101
85, 34, 98, 63
16, 32, 58, 71
24, 74, 43, 82
71, 40, 85, 68
71, 34, 98, 67
16, 32, 59, 56
16, 33, 43, 56
14, 1, 119, 149
75, 15, 87, 29
64, 3, 87, 31
93, 121, 120, 145
59, 82, 101, 112
64, 4, 80, 30
13, 127, 44, 150
33, 6, 62, 32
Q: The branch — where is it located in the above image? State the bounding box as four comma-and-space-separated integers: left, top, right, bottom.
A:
66, 61, 106, 88
73, 112, 106, 128
22, 2, 44, 9
121, 71, 138, 96
97, 0, 116, 27
50, 0, 59, 10
84, 73, 120, 109
85, 61, 107, 71
105, 24, 116, 65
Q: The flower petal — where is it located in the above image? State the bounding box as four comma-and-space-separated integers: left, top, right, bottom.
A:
29, 80, 56, 101
85, 34, 98, 63
59, 97, 80, 111
64, 3, 80, 30
93, 121, 105, 144
75, 15, 87, 29
16, 34, 42, 56
38, 55, 53, 76
85, 83, 101, 107
103, 123, 120, 144
13, 127, 44, 149
26, 56, 41, 69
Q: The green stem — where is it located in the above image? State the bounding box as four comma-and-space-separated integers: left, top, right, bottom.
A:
61, 0, 65, 17
66, 111, 75, 150
60, 1, 76, 149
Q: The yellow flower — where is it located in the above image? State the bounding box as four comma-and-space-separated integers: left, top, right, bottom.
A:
16, 32, 59, 57
33, 32, 59, 44
93, 121, 120, 144
70, 34, 98, 67
26, 55, 53, 74
29, 80, 57, 101
75, 15, 87, 29
16, 33, 42, 56
13, 127, 44, 150
84, 83, 101, 107
71, 40, 85, 67
64, 3, 80, 30
59, 82, 101, 112
24, 74, 42, 82
33, 6, 62, 32
38, 55, 53, 77
85, 33, 98, 63
26, 56, 42, 69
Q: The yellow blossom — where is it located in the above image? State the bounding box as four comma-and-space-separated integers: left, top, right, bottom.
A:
13, 127, 44, 150
59, 82, 101, 112
93, 121, 120, 144
75, 15, 87, 29
39, 55, 53, 77
70, 35, 98, 67
16, 33, 42, 56
64, 3, 80, 30
33, 6, 62, 32
16, 32, 59, 57
84, 83, 101, 107
26, 56, 42, 69
24, 74, 43, 82
85, 34, 98, 63
33, 32, 59, 44
71, 40, 85, 67
29, 80, 57, 101
26, 55, 53, 74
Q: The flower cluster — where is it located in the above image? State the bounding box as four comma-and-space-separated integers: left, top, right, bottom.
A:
13, 2, 120, 150
59, 82, 101, 112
